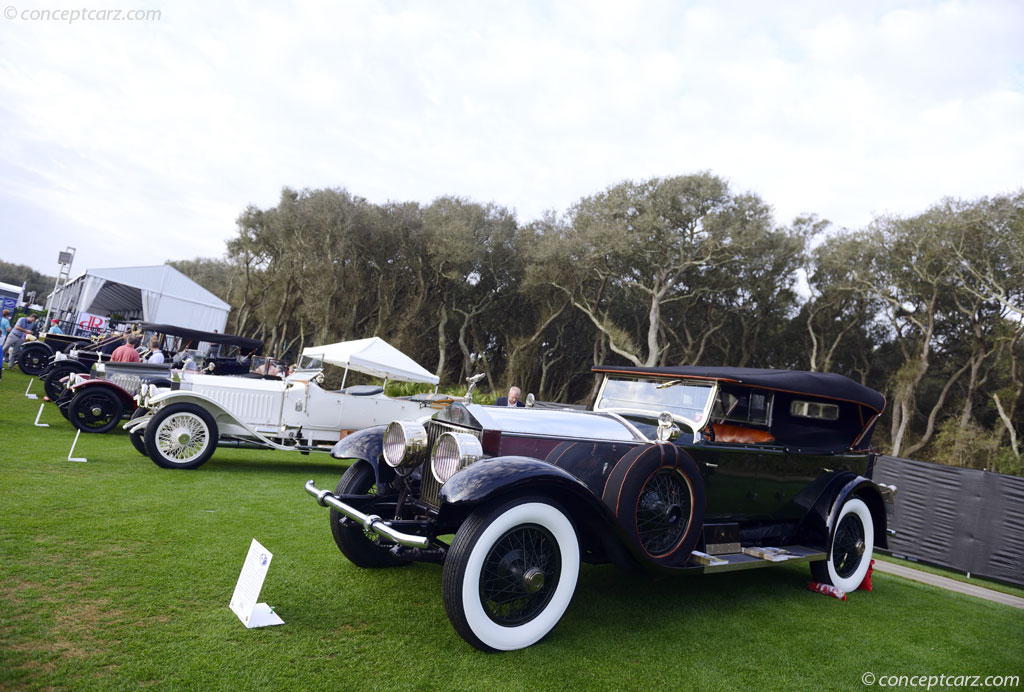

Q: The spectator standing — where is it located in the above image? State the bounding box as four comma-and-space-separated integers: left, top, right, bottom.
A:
3, 313, 36, 369
147, 337, 165, 364
0, 309, 9, 377
111, 334, 142, 363
48, 319, 64, 334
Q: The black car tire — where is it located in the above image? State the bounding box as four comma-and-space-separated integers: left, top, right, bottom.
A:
145, 403, 218, 470
442, 497, 580, 652
811, 497, 874, 592
329, 461, 410, 568
68, 388, 124, 434
43, 361, 89, 401
18, 342, 53, 376
128, 407, 149, 456
601, 444, 705, 567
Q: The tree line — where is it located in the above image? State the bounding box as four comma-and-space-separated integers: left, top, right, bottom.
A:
27, 172, 1024, 474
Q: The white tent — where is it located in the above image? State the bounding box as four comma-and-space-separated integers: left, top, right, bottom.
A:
301, 337, 440, 385
46, 265, 230, 332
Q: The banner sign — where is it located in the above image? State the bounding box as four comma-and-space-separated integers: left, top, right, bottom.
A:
76, 311, 109, 334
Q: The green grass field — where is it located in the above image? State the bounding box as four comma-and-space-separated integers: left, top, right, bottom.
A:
2, 368, 1022, 691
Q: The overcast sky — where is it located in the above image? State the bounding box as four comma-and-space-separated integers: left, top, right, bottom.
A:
1, 0, 1021, 279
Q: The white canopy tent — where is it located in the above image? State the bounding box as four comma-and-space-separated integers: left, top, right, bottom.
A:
301, 337, 439, 385
46, 265, 230, 332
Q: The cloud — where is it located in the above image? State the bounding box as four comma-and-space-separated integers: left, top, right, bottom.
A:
0, 0, 1021, 277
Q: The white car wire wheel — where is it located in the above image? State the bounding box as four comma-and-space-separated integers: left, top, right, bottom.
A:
442, 498, 580, 652
811, 497, 875, 592
144, 403, 219, 470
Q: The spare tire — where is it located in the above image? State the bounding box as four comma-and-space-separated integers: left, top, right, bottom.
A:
601, 443, 705, 567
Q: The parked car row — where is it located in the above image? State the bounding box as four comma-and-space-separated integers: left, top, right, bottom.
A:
19, 325, 895, 653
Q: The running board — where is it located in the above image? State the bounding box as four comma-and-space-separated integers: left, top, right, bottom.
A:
684, 545, 826, 574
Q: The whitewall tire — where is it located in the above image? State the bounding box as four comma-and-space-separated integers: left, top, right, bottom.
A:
442, 498, 580, 651
812, 497, 874, 592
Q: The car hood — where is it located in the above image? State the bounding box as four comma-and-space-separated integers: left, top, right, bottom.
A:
435, 403, 644, 442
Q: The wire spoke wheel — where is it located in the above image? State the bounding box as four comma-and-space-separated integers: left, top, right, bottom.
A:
636, 468, 693, 556
833, 510, 867, 579
443, 499, 580, 651
155, 413, 209, 461
144, 403, 218, 470
810, 497, 874, 592
479, 524, 560, 626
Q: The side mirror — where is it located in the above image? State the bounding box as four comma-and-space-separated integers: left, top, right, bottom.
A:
525, 393, 535, 408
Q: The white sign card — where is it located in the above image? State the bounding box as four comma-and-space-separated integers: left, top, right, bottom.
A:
229, 538, 284, 628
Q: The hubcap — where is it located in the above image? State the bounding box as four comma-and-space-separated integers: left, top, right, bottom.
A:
90, 406, 103, 416
522, 567, 545, 594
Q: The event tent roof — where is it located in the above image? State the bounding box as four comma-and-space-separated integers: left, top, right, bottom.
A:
301, 337, 439, 385
47, 265, 230, 332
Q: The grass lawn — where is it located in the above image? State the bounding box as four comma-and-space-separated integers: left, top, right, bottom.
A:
2, 368, 1022, 691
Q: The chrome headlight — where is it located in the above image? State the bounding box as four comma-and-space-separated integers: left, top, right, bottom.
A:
382, 421, 428, 471
431, 432, 483, 484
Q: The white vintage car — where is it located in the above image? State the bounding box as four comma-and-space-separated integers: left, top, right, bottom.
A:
125, 337, 447, 470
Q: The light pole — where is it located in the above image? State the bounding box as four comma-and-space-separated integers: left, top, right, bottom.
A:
44, 247, 76, 328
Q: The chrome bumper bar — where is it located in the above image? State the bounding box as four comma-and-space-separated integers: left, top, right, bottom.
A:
304, 480, 431, 549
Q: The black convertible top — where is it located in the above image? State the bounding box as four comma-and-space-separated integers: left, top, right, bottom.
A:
593, 365, 885, 414
139, 323, 263, 353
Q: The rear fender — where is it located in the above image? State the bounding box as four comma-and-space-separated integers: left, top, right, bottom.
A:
802, 474, 890, 551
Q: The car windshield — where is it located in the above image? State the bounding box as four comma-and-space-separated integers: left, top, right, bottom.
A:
297, 354, 323, 370
596, 377, 716, 428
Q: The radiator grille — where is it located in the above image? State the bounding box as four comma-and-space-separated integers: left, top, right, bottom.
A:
419, 420, 482, 508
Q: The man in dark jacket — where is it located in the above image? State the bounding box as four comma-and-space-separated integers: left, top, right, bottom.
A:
494, 386, 525, 407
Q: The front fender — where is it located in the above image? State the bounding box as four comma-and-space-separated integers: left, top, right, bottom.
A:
149, 392, 244, 428
440, 456, 592, 506
438, 456, 639, 567
329, 426, 393, 483
71, 379, 135, 408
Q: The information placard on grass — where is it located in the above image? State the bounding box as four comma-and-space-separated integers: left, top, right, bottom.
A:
229, 538, 284, 628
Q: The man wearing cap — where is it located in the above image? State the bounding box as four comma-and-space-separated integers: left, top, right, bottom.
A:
48, 319, 64, 334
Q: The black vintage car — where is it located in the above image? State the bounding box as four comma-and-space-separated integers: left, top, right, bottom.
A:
41, 323, 263, 405
304, 365, 893, 651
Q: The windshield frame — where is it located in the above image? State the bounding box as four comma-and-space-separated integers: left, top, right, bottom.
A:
594, 375, 719, 434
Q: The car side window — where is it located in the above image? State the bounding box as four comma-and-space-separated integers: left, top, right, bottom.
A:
714, 389, 773, 426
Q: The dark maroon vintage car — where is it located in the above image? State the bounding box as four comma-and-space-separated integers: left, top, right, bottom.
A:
304, 365, 894, 651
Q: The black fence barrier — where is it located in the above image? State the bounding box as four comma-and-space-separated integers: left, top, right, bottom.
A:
872, 456, 1024, 587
